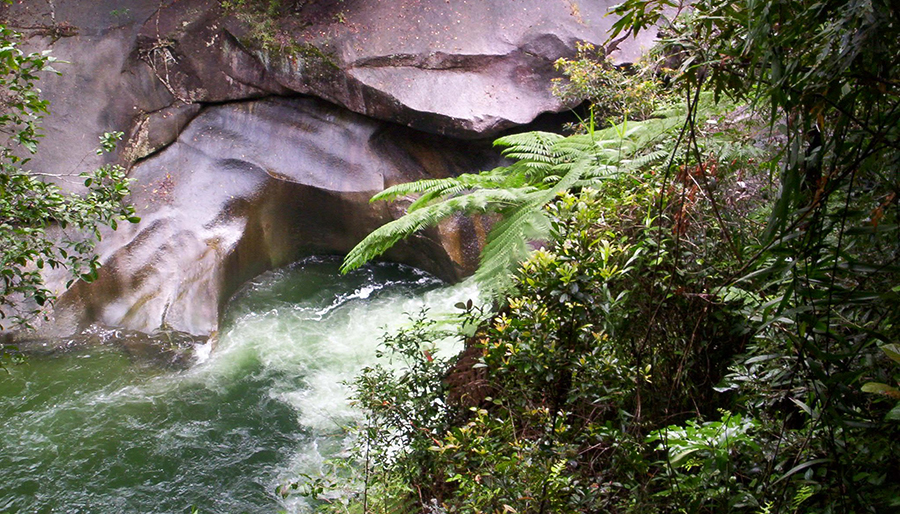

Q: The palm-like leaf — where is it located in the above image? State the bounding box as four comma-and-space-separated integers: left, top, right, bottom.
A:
474, 158, 593, 296
341, 113, 685, 296
340, 188, 528, 274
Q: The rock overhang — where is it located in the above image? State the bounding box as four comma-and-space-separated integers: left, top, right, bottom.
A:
0, 0, 655, 338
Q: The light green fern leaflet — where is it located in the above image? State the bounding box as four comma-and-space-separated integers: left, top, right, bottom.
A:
341, 115, 681, 296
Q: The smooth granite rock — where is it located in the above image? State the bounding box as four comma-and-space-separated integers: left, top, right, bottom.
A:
45, 97, 498, 336
0, 0, 653, 338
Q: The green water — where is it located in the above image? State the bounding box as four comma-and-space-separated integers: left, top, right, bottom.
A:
0, 257, 475, 513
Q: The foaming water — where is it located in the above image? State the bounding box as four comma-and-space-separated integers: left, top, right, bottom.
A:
0, 257, 477, 513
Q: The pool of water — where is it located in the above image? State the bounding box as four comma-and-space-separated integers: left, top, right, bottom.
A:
0, 257, 475, 513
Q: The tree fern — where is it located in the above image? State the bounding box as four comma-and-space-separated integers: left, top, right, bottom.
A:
341, 187, 529, 273
494, 131, 565, 164
340, 112, 687, 295
474, 157, 593, 296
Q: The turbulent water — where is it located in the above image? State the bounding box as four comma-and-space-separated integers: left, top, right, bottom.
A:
0, 257, 476, 513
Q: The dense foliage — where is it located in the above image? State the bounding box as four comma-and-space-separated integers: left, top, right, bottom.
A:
293, 0, 900, 512
0, 22, 137, 335
551, 41, 663, 124
321, 100, 777, 512
341, 111, 684, 296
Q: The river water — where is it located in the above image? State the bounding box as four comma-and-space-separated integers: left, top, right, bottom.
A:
0, 257, 476, 513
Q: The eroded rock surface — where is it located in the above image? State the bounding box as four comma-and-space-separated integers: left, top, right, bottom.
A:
48, 97, 498, 336
0, 0, 652, 338
4, 0, 653, 175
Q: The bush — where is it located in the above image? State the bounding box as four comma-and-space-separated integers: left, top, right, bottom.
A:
0, 23, 137, 336
309, 106, 769, 510
552, 42, 664, 124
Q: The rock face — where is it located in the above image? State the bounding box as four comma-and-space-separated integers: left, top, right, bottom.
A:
0, 0, 653, 338
51, 97, 497, 336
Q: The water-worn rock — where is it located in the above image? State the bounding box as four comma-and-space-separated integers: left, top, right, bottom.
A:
3, 0, 653, 178
0, 0, 653, 338
47, 97, 498, 336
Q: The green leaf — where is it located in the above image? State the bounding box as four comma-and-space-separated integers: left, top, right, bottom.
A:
861, 382, 900, 399
772, 458, 832, 485
886, 404, 900, 421
878, 344, 900, 365
669, 448, 700, 467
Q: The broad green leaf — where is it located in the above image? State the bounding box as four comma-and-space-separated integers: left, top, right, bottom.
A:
878, 344, 900, 364
861, 382, 900, 399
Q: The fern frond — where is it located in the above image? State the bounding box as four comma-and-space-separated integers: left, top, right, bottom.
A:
341, 106, 692, 292
519, 160, 556, 173
621, 149, 669, 170
593, 146, 630, 163
496, 157, 550, 185
474, 158, 592, 295
407, 185, 467, 212
374, 170, 514, 215
582, 164, 622, 181
494, 131, 565, 160
341, 187, 529, 274
371, 178, 452, 202
474, 203, 552, 296
553, 134, 596, 157
372, 172, 509, 203
709, 140, 767, 163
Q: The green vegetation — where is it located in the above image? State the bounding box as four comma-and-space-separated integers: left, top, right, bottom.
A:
340, 110, 686, 296
0, 22, 137, 336
292, 0, 899, 512
220, 0, 339, 73
4, 0, 896, 510
552, 41, 664, 123
221, 0, 294, 51
324, 102, 773, 511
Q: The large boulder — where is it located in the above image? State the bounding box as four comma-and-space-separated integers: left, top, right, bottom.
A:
245, 0, 655, 137
44, 96, 498, 337
0, 0, 653, 338
2, 0, 654, 178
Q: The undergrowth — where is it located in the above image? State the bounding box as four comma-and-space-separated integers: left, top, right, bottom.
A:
285, 0, 899, 511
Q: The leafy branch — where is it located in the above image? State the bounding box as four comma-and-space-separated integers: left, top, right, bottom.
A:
341, 113, 682, 297
0, 25, 138, 333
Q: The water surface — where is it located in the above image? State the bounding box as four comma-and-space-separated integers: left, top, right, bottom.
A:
0, 257, 475, 513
